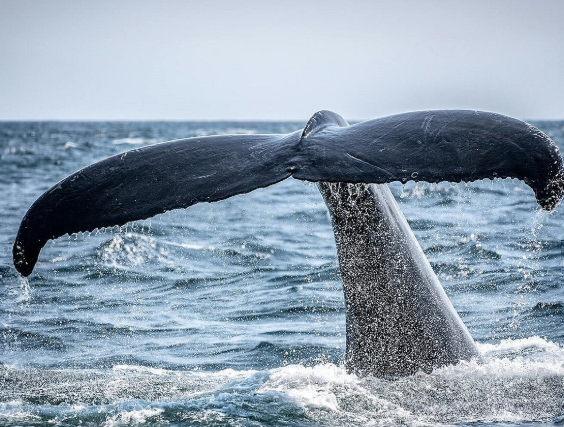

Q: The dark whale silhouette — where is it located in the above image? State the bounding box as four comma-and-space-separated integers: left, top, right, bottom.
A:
13, 110, 564, 377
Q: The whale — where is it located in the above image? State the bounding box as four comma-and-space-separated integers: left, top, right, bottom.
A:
13, 110, 564, 377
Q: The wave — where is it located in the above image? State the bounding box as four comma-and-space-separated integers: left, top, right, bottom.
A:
1, 337, 563, 426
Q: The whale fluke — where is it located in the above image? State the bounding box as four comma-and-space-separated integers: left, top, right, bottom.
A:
13, 110, 564, 277
295, 110, 564, 210
13, 132, 301, 277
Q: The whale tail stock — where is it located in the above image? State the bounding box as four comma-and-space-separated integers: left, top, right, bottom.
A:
13, 110, 564, 276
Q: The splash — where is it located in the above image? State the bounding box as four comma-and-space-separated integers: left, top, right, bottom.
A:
97, 233, 174, 270
16, 276, 31, 303
1, 338, 563, 426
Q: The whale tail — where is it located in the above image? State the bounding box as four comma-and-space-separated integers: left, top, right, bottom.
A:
14, 110, 564, 276
294, 110, 564, 210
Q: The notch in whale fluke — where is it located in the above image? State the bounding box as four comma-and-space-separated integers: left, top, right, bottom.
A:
13, 110, 564, 276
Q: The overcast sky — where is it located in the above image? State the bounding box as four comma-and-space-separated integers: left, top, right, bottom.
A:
1, 0, 562, 121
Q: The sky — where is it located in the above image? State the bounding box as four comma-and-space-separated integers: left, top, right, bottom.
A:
0, 0, 563, 121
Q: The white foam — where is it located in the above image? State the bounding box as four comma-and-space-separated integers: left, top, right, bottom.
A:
0, 400, 41, 422
260, 364, 356, 412
63, 141, 78, 150
103, 407, 163, 426
2, 338, 563, 426
242, 338, 564, 424
112, 138, 157, 145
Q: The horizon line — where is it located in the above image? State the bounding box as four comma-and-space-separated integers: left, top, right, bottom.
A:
1, 116, 563, 123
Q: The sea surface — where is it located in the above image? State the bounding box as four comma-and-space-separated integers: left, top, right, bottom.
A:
1, 120, 563, 427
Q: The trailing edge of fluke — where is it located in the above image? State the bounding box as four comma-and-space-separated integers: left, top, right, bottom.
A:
13, 110, 564, 277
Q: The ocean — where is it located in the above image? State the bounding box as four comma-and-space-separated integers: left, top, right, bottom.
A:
1, 120, 563, 426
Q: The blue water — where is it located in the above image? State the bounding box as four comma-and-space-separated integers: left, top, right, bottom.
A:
1, 120, 563, 426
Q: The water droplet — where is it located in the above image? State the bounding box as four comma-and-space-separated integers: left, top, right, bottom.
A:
18, 276, 31, 303
411, 172, 418, 179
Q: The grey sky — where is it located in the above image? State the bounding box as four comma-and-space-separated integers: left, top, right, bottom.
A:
1, 0, 563, 121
